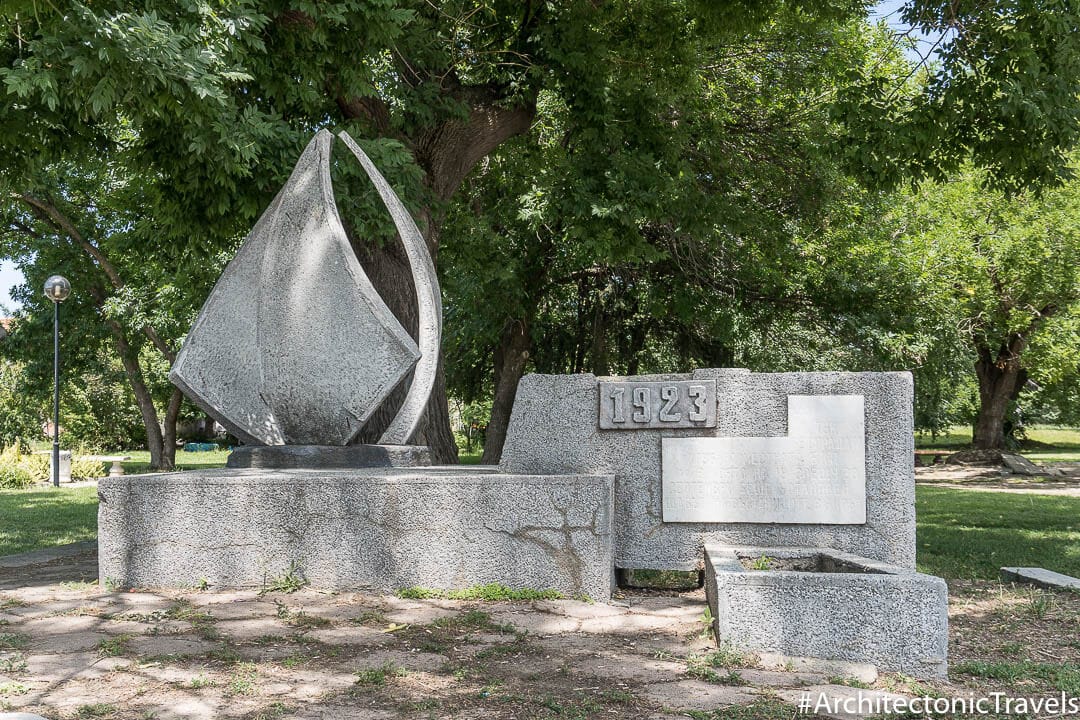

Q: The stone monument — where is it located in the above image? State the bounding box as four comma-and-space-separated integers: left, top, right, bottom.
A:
97, 130, 615, 600
500, 369, 948, 676
98, 130, 947, 678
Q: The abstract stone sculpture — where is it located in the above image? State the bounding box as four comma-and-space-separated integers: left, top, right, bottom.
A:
170, 130, 440, 446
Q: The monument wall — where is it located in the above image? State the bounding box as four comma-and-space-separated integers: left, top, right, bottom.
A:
500, 369, 915, 570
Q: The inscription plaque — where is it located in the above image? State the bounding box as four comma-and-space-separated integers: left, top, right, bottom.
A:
599, 380, 717, 430
662, 395, 866, 524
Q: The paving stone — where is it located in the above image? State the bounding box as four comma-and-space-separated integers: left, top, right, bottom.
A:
197, 600, 279, 620
304, 626, 392, 647
351, 648, 448, 673
566, 650, 687, 684
757, 654, 878, 684
737, 668, 826, 687
1001, 566, 1080, 591
126, 635, 218, 659
641, 679, 757, 710
214, 617, 290, 641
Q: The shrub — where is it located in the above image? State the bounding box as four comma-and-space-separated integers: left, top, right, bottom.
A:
71, 456, 105, 481
0, 445, 33, 488
0, 463, 33, 489
20, 453, 49, 482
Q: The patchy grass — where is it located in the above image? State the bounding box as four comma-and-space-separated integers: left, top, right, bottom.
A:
916, 486, 1080, 579
260, 561, 307, 595
0, 486, 98, 556
274, 601, 331, 629
953, 660, 1080, 695
227, 661, 258, 696
0, 633, 28, 650
684, 700, 798, 720
948, 580, 1080, 699
915, 424, 1080, 448
97, 634, 131, 657
397, 584, 564, 601
354, 662, 406, 687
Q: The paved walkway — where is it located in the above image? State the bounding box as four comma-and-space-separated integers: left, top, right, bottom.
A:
0, 545, 917, 719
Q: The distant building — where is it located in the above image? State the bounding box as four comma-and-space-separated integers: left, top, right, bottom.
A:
0, 318, 10, 340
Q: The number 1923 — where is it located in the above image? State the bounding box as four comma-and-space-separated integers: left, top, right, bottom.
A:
598, 380, 717, 430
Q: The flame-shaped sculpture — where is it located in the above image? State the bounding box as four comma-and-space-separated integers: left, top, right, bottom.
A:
169, 130, 441, 446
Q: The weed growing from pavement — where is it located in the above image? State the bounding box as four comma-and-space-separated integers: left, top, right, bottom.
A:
396, 584, 563, 601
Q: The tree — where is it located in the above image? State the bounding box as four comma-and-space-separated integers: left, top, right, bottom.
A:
3, 1, 1080, 463
888, 168, 1080, 449
442, 14, 932, 461
0, 158, 212, 469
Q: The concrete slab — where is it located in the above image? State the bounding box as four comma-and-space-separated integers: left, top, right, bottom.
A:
1001, 566, 1080, 591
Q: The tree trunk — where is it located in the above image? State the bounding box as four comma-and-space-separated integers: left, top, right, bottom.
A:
349, 221, 459, 463
972, 346, 1023, 450
338, 88, 536, 463
161, 387, 183, 470
108, 323, 166, 469
481, 319, 532, 464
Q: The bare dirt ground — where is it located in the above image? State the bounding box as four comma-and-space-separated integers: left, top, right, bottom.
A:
0, 548, 1076, 719
916, 463, 1080, 496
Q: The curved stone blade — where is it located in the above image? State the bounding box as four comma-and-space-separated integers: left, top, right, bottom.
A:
337, 131, 442, 445
170, 130, 420, 445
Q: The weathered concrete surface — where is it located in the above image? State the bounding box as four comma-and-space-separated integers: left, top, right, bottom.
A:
98, 469, 615, 599
225, 444, 431, 469
169, 130, 420, 446
704, 545, 948, 678
1001, 566, 1080, 591
500, 370, 915, 570
337, 131, 442, 446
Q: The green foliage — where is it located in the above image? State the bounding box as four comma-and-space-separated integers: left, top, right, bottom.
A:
835, 1, 1080, 192
260, 561, 307, 595
0, 462, 32, 489
0, 445, 35, 488
886, 165, 1080, 435
354, 662, 406, 687
0, 359, 42, 447
70, 456, 105, 481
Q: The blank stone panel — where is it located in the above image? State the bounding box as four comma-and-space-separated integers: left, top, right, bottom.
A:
662, 395, 866, 524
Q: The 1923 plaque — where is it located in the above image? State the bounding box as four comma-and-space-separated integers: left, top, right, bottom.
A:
598, 380, 717, 430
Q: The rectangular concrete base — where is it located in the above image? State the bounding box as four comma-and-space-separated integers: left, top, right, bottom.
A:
98, 468, 615, 600
704, 545, 948, 678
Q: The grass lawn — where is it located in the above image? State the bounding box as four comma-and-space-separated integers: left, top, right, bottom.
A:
0, 486, 98, 557
916, 424, 1080, 462
916, 485, 1080, 579
118, 448, 232, 475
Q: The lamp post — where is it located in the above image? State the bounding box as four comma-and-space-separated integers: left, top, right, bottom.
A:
44, 275, 71, 488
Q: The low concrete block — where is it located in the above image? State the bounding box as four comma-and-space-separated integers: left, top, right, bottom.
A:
98, 469, 615, 600
704, 545, 948, 678
1001, 566, 1080, 591
500, 370, 916, 571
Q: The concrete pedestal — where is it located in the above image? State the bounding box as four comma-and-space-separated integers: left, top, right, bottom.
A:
704, 545, 948, 678
98, 468, 615, 600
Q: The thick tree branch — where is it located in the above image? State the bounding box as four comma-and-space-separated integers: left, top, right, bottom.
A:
15, 192, 177, 363
16, 192, 124, 288
414, 85, 537, 202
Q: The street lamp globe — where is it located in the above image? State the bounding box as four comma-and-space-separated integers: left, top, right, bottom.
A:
43, 275, 71, 303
